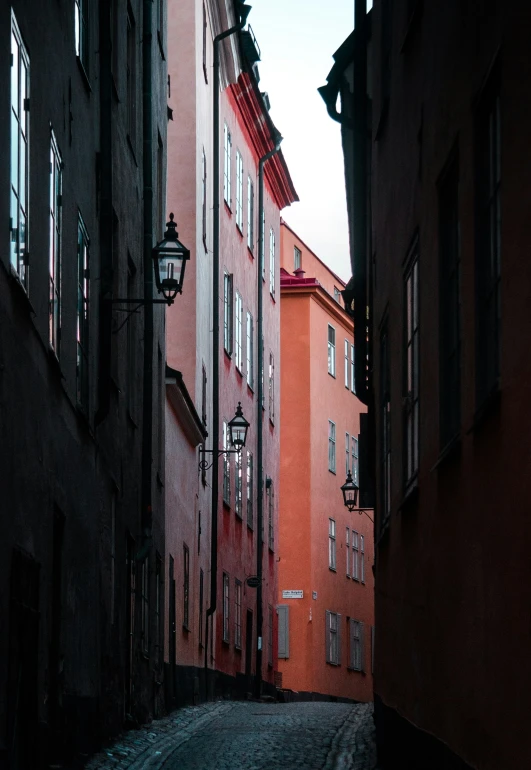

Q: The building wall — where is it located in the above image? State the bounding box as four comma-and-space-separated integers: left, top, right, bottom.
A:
278, 227, 373, 702
0, 0, 168, 765
367, 1, 531, 767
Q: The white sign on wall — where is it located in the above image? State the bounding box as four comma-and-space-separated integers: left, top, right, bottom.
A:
282, 590, 303, 599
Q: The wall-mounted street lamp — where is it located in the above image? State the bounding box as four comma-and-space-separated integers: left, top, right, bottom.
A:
199, 402, 250, 472
341, 470, 374, 522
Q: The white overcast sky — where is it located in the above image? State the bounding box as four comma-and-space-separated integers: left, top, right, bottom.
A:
249, 0, 358, 282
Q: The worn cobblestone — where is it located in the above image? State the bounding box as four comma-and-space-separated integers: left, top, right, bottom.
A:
81, 700, 377, 769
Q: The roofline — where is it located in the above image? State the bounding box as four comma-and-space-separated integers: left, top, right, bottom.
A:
280, 277, 355, 330
280, 219, 347, 288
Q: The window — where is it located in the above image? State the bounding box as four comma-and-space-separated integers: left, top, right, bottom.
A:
268, 606, 274, 667
126, 7, 136, 144
141, 556, 149, 654
334, 286, 341, 303
10, 14, 30, 290
76, 215, 90, 411
328, 420, 336, 473
346, 527, 350, 577
155, 555, 162, 664
325, 610, 341, 665
247, 177, 254, 251
380, 324, 391, 529
111, 494, 116, 623
345, 433, 350, 475
268, 352, 275, 422
199, 568, 204, 646
126, 254, 137, 419
261, 209, 265, 279
224, 123, 232, 206
223, 421, 230, 505
351, 344, 356, 394
328, 325, 336, 376
246, 312, 254, 388
352, 437, 359, 485
269, 227, 276, 296
294, 246, 301, 271
344, 340, 349, 388
476, 72, 501, 406
235, 580, 242, 648
201, 364, 207, 426
360, 535, 365, 583
278, 605, 289, 659
439, 154, 460, 447
222, 572, 229, 642
202, 2, 208, 82
75, 0, 89, 73
49, 131, 62, 354
235, 151, 243, 231
157, 135, 164, 239
235, 292, 243, 371
246, 452, 253, 529
183, 544, 189, 629
349, 619, 363, 671
235, 447, 243, 518
328, 518, 336, 570
261, 335, 265, 407
404, 248, 419, 486
202, 147, 207, 247
267, 478, 274, 551
223, 272, 233, 354
352, 531, 359, 580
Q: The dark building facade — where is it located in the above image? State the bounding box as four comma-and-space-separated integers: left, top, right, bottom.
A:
323, 1, 531, 768
1, 1, 168, 767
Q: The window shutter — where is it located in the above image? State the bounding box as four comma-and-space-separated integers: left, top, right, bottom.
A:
337, 613, 342, 665
277, 605, 289, 659
325, 610, 331, 663
360, 621, 365, 673
349, 618, 355, 668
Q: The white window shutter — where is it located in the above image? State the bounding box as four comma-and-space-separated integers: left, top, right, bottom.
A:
277, 605, 289, 659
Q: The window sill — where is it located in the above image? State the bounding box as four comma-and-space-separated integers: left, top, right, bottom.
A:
203, 235, 208, 253
127, 134, 138, 167
326, 661, 341, 667
222, 638, 229, 646
376, 519, 390, 548
469, 385, 501, 435
328, 371, 336, 379
48, 346, 64, 379
269, 417, 275, 428
157, 30, 166, 61
224, 201, 232, 215
203, 64, 208, 84
8, 264, 34, 313
182, 624, 190, 633
236, 223, 244, 236
270, 291, 276, 303
156, 471, 164, 489
235, 366, 243, 378
399, 477, 419, 512
329, 469, 337, 475
431, 434, 461, 472
223, 498, 231, 510
235, 644, 242, 652
127, 408, 139, 430
329, 567, 337, 573
268, 545, 274, 554
224, 348, 232, 361
76, 56, 92, 94
247, 522, 254, 532
247, 382, 254, 395
347, 666, 364, 673
247, 246, 254, 259
111, 73, 120, 103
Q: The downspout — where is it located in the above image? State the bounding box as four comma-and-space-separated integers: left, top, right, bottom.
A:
255, 135, 282, 699
141, 0, 154, 544
205, 4, 250, 684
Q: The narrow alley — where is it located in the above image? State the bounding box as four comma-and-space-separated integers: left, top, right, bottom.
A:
81, 702, 376, 770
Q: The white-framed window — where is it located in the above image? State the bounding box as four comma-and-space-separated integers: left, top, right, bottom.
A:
75, 0, 89, 73
351, 344, 356, 393
325, 610, 341, 665
246, 312, 254, 388
352, 436, 359, 484
345, 433, 350, 475
328, 518, 336, 570
49, 130, 63, 354
76, 214, 90, 411
235, 446, 243, 518
361, 534, 365, 583
405, 255, 420, 485
294, 245, 301, 270
267, 477, 274, 551
201, 147, 207, 246
344, 340, 349, 388
334, 286, 341, 303
278, 605, 289, 659
269, 227, 276, 297
235, 579, 242, 648
223, 272, 233, 354
183, 543, 190, 629
268, 352, 275, 423
223, 421, 230, 504
223, 122, 232, 205
328, 325, 336, 376
247, 176, 254, 251
246, 451, 253, 528
346, 527, 350, 577
261, 209, 265, 279
349, 619, 364, 671
352, 530, 359, 580
10, 13, 30, 290
223, 572, 230, 642
328, 420, 336, 473
235, 291, 243, 370
235, 150, 243, 231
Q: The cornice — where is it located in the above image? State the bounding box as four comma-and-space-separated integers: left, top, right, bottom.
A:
281, 280, 354, 331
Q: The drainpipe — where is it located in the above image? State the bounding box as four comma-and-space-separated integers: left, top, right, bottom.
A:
205, 2, 251, 690
141, 0, 154, 545
255, 134, 282, 699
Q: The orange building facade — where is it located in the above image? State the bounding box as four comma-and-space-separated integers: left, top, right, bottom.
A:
278, 222, 374, 702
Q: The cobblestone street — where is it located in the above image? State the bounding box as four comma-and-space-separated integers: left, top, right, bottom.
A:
82, 701, 377, 770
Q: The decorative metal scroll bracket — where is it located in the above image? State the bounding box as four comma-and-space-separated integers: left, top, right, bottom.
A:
198, 447, 242, 473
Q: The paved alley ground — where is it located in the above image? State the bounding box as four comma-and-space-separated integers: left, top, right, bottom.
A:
82, 700, 377, 770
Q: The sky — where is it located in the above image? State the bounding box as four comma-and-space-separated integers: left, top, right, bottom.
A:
248, 0, 356, 282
